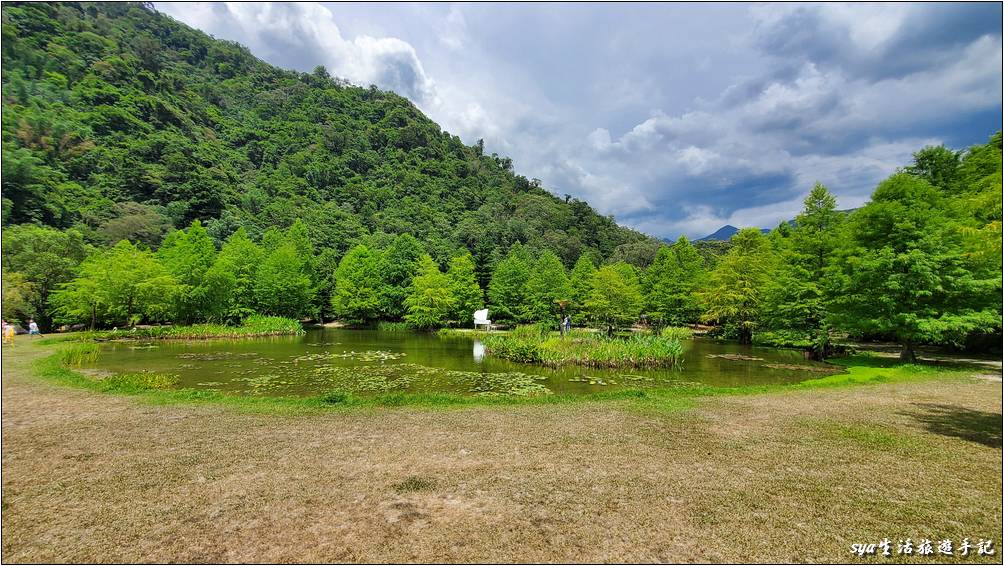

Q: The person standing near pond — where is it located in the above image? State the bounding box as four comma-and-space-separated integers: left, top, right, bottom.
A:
28, 319, 41, 337
2, 320, 14, 346
563, 315, 571, 334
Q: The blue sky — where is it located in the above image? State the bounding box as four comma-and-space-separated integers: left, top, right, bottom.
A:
156, 2, 1003, 239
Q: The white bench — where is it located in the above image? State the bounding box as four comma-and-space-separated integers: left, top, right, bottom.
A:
473, 309, 492, 330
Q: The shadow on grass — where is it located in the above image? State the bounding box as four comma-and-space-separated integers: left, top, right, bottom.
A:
902, 403, 1002, 448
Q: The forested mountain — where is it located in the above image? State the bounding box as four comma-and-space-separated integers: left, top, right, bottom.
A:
1, 2, 653, 267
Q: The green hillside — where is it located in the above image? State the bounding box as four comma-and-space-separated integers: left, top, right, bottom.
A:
1, 1, 652, 267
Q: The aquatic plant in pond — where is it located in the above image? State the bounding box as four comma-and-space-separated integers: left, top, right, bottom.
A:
292, 350, 406, 363
482, 325, 684, 368
61, 342, 99, 367
311, 363, 551, 397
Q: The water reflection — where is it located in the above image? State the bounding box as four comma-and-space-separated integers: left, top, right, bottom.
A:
472, 340, 485, 362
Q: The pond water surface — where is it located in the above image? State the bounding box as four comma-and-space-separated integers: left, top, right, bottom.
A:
84, 328, 841, 397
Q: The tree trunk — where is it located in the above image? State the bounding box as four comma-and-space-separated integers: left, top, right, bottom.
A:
807, 328, 831, 361
90, 305, 96, 331
738, 325, 752, 345
900, 341, 916, 363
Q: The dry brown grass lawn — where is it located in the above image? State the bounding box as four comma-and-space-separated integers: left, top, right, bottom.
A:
2, 340, 1001, 563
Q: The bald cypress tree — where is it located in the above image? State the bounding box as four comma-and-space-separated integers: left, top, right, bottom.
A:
488, 242, 532, 323
700, 229, 776, 344
762, 183, 843, 355
644, 236, 705, 326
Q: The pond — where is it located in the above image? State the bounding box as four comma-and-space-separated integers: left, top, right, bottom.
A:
83, 328, 841, 398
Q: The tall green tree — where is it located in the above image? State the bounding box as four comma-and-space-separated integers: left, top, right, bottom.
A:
156, 220, 217, 323
404, 255, 456, 329
380, 233, 425, 319
254, 241, 314, 319
762, 183, 844, 355
700, 228, 775, 344
585, 262, 643, 335
50, 240, 177, 328
525, 249, 571, 324
446, 253, 483, 326
2, 272, 38, 324
487, 242, 532, 323
314, 247, 342, 322
203, 227, 263, 323
828, 173, 1001, 361
331, 245, 387, 325
644, 236, 705, 326
903, 145, 961, 192
952, 132, 1002, 267
568, 254, 597, 318
1, 224, 89, 330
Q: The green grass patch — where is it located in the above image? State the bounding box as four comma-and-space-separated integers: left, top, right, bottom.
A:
482, 325, 684, 368
77, 315, 303, 341
97, 372, 179, 393
797, 418, 932, 456
35, 334, 78, 346
394, 476, 437, 493
436, 327, 492, 339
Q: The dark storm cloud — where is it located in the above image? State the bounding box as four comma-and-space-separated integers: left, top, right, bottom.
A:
753, 3, 1002, 80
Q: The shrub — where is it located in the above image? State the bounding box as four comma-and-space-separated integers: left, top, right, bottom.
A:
660, 326, 694, 341
61, 342, 99, 367
320, 391, 351, 405
483, 326, 683, 368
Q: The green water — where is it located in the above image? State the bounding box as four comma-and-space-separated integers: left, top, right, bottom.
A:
84, 328, 841, 397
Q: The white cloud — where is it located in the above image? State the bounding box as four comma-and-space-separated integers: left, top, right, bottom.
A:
155, 2, 1001, 240
439, 6, 468, 50
158, 2, 435, 102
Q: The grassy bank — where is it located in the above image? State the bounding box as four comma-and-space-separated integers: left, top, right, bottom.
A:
76, 315, 303, 341
482, 325, 685, 368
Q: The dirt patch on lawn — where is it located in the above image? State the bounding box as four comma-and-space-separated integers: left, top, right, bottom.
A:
2, 343, 1001, 563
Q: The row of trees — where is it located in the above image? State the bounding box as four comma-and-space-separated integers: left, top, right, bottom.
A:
3, 134, 1000, 360
700, 136, 1002, 360
452, 134, 1002, 360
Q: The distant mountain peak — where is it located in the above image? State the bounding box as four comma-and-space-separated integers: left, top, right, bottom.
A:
696, 225, 739, 241
693, 224, 771, 242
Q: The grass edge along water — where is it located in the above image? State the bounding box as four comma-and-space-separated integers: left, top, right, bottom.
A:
76, 315, 303, 341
